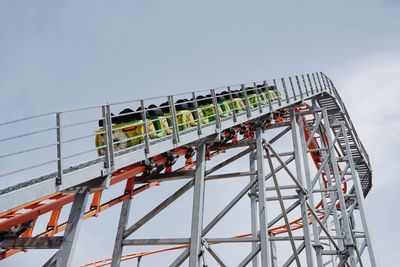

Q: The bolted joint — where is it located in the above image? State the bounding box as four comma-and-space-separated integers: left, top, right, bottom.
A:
163, 151, 178, 167
296, 188, 309, 199
184, 146, 195, 159
312, 244, 324, 251
141, 158, 157, 177
338, 248, 350, 260
248, 191, 259, 199
223, 128, 236, 141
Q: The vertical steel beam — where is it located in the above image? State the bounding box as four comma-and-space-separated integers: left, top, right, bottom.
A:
316, 73, 324, 92
101, 105, 114, 171
140, 100, 150, 155
321, 72, 333, 94
322, 109, 357, 266
272, 79, 282, 106
192, 92, 203, 135
168, 95, 180, 144
317, 124, 345, 252
249, 150, 259, 267
340, 123, 377, 267
253, 82, 263, 113
255, 127, 270, 267
56, 112, 63, 186
297, 115, 324, 267
312, 73, 319, 93
264, 81, 273, 112
291, 110, 314, 267
301, 75, 309, 97
241, 84, 252, 118
105, 105, 115, 169
210, 89, 222, 130
281, 78, 290, 104
307, 74, 314, 95
227, 86, 237, 123
55, 187, 89, 267
295, 76, 303, 101
270, 235, 278, 267
111, 194, 133, 267
289, 77, 297, 101
189, 143, 207, 267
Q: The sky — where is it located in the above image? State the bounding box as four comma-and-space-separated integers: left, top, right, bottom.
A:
0, 0, 399, 266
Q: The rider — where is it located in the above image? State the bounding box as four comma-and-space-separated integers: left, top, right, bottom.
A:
95, 111, 129, 156
245, 87, 260, 108
147, 104, 172, 137
196, 95, 211, 124
216, 94, 232, 117
267, 85, 280, 101
230, 90, 246, 113
187, 98, 209, 125
256, 84, 268, 105
175, 99, 197, 130
201, 94, 223, 122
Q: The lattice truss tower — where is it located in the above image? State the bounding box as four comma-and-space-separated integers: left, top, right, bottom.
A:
0, 73, 376, 267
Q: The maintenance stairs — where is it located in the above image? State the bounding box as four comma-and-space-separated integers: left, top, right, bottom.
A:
316, 91, 372, 195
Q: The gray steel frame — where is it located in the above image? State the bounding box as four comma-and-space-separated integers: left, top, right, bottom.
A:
105, 104, 376, 266
0, 73, 372, 215
0, 73, 376, 266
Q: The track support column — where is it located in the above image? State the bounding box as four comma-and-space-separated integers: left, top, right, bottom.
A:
291, 110, 315, 267
111, 197, 132, 267
297, 113, 324, 267
111, 177, 135, 267
340, 123, 377, 267
322, 109, 357, 267
255, 127, 270, 267
249, 150, 259, 267
53, 187, 89, 267
189, 143, 206, 267
270, 234, 278, 267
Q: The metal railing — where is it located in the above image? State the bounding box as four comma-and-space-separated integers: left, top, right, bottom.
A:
320, 73, 371, 167
0, 72, 368, 193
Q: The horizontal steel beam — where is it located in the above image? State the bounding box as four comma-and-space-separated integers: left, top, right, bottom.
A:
122, 237, 260, 246
1, 237, 63, 249
122, 234, 368, 247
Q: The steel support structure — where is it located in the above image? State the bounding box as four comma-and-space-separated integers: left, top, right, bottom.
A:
40, 187, 89, 267
100, 103, 376, 266
188, 142, 206, 267
0, 73, 377, 266
249, 150, 259, 267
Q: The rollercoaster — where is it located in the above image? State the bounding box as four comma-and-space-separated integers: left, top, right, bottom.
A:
0, 72, 375, 266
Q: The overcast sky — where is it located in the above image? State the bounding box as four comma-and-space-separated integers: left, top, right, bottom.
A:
0, 1, 399, 266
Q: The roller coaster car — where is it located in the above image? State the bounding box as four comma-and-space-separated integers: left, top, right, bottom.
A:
94, 87, 283, 156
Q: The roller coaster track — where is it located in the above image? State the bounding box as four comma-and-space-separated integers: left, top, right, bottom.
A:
0, 72, 374, 266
